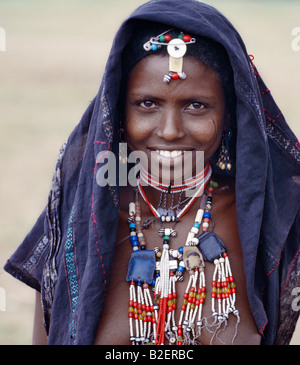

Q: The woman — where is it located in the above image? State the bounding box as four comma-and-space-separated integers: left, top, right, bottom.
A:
4, 0, 300, 345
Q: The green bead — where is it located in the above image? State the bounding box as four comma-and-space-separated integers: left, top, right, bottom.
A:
178, 34, 183, 39
163, 235, 170, 241
159, 35, 165, 42
210, 180, 219, 188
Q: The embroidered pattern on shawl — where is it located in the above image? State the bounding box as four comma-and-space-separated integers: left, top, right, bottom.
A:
42, 141, 67, 330
22, 235, 49, 273
64, 205, 79, 344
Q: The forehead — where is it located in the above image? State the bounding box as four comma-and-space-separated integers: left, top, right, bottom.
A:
126, 54, 224, 100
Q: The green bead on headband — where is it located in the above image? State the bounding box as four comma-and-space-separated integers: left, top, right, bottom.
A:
143, 29, 196, 83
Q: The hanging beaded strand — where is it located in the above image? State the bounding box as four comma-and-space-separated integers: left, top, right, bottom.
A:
176, 180, 240, 345
177, 192, 208, 344
198, 182, 239, 344
127, 191, 158, 345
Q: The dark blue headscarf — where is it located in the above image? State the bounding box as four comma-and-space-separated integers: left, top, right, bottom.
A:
4, 0, 300, 345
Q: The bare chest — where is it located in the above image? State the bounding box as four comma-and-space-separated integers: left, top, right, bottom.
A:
94, 189, 261, 345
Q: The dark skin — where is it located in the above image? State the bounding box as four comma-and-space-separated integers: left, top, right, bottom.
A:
33, 55, 261, 345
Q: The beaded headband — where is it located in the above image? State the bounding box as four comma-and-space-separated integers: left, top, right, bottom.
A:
143, 29, 196, 83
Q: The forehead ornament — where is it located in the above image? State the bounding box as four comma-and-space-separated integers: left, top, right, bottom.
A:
143, 29, 196, 83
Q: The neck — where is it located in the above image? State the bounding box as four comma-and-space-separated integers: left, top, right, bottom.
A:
138, 163, 212, 219
140, 162, 211, 193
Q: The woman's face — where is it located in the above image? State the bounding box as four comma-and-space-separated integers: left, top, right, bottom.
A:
125, 54, 226, 181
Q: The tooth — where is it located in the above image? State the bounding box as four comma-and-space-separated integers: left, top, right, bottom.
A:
171, 150, 181, 158
159, 150, 171, 157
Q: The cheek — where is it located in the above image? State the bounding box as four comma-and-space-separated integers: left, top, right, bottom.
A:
190, 118, 222, 147
124, 112, 153, 149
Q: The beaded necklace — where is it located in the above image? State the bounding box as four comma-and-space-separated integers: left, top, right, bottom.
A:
138, 163, 212, 222
126, 164, 239, 345
139, 163, 211, 193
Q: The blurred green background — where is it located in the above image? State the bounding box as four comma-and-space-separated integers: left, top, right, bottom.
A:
0, 0, 299, 345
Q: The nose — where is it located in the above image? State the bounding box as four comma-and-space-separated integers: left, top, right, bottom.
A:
155, 108, 186, 141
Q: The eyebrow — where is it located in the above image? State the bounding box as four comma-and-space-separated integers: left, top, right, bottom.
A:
127, 92, 217, 102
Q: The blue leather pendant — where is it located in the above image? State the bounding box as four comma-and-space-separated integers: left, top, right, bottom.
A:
196, 231, 226, 262
126, 250, 156, 284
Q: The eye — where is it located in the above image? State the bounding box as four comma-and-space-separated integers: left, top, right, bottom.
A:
186, 102, 206, 111
139, 100, 157, 109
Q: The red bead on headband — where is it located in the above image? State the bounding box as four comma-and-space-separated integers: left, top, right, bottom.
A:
143, 29, 196, 83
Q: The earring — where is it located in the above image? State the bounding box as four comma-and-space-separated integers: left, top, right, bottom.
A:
119, 126, 125, 142
217, 128, 232, 171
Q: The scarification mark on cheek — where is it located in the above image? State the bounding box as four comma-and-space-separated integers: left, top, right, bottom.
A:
197, 118, 219, 144
210, 118, 219, 143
